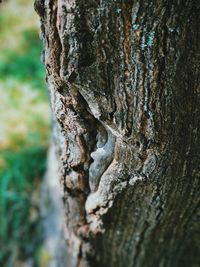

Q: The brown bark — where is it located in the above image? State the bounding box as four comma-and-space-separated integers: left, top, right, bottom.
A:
35, 0, 200, 266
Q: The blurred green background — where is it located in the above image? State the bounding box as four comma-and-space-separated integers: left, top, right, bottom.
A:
0, 0, 50, 266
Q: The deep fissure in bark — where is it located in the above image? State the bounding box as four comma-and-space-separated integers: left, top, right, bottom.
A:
35, 0, 200, 266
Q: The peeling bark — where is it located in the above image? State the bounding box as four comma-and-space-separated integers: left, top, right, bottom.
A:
35, 0, 200, 266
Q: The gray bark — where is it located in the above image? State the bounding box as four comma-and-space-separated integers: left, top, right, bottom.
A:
39, 140, 68, 267
35, 0, 200, 266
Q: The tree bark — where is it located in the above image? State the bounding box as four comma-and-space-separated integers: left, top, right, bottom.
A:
34, 0, 200, 266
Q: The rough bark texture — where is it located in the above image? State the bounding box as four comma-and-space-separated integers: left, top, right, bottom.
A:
34, 0, 200, 266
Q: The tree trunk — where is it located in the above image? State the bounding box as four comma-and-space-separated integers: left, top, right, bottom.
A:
34, 0, 200, 266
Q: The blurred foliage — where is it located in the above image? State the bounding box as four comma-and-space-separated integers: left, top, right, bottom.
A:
0, 147, 47, 266
0, 0, 50, 266
0, 29, 45, 91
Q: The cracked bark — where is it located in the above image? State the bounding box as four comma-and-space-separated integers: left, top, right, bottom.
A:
35, 0, 200, 266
